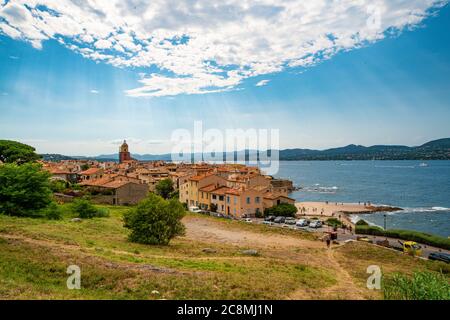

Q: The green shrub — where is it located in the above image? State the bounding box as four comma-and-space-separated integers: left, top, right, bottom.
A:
383, 271, 450, 300
155, 178, 174, 199
264, 203, 297, 217
70, 199, 109, 219
355, 225, 450, 250
255, 209, 264, 218
325, 218, 342, 227
39, 202, 64, 220
356, 219, 369, 226
123, 193, 185, 245
49, 179, 67, 193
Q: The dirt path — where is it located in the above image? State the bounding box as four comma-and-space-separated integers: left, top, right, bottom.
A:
183, 216, 322, 249
288, 247, 367, 300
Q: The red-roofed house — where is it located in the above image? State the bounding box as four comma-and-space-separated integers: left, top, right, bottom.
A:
79, 167, 104, 181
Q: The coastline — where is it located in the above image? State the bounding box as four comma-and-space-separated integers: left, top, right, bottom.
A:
295, 201, 402, 227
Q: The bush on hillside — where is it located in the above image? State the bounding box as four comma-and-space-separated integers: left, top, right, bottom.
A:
39, 202, 64, 220
383, 271, 450, 300
356, 225, 450, 250
155, 178, 174, 199
123, 193, 185, 245
264, 203, 297, 217
356, 219, 369, 226
70, 198, 109, 219
49, 179, 67, 193
0, 163, 53, 217
325, 218, 343, 227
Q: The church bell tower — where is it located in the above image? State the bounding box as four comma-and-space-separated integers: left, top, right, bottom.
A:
119, 140, 131, 163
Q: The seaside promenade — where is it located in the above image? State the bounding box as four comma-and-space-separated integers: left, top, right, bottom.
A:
294, 201, 401, 227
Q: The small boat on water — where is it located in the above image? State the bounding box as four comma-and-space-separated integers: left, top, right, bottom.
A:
419, 163, 428, 167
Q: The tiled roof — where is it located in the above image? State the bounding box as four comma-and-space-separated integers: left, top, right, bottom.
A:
79, 176, 113, 186
80, 167, 102, 175
101, 180, 131, 189
48, 168, 73, 174
210, 186, 231, 195
199, 184, 218, 192
189, 172, 214, 181
225, 189, 242, 196
263, 192, 294, 201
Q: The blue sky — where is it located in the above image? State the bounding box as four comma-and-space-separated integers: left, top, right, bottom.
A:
0, 1, 450, 155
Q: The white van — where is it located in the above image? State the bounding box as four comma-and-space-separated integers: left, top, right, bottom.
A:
188, 206, 201, 213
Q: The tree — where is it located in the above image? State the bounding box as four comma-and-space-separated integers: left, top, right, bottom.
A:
264, 203, 298, 217
123, 193, 185, 245
0, 140, 40, 164
155, 178, 174, 199
0, 163, 53, 217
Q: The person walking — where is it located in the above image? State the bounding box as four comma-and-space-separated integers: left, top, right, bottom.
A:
325, 234, 331, 248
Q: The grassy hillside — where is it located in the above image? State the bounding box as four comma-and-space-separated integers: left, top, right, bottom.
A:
0, 205, 448, 299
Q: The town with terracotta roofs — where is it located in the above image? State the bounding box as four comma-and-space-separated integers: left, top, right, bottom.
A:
42, 140, 295, 218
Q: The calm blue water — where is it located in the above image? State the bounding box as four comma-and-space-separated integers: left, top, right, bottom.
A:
275, 160, 450, 237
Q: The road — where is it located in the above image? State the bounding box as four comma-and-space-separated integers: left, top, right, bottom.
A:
255, 219, 450, 259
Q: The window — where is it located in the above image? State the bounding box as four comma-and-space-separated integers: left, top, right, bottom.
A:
219, 195, 224, 201
255, 197, 260, 203
234, 196, 237, 204
246, 197, 250, 204
212, 195, 216, 200
227, 196, 230, 204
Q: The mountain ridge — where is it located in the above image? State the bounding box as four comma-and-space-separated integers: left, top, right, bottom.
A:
40, 137, 450, 161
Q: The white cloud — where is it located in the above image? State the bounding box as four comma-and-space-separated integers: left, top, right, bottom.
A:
94, 39, 113, 49
90, 89, 99, 94
256, 79, 270, 87
0, 1, 446, 97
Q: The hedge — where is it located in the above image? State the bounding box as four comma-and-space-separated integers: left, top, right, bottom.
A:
355, 225, 450, 250
325, 218, 343, 227
264, 203, 297, 217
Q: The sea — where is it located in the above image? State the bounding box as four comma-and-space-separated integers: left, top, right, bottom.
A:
274, 160, 450, 238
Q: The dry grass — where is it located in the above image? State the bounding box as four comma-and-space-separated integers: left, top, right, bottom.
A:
0, 205, 447, 300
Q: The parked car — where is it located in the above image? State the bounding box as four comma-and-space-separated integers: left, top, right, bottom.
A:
244, 218, 252, 223
357, 236, 371, 243
296, 219, 309, 227
273, 216, 286, 224
309, 220, 322, 228
284, 217, 296, 225
262, 220, 272, 225
189, 206, 202, 213
265, 215, 276, 222
428, 252, 450, 263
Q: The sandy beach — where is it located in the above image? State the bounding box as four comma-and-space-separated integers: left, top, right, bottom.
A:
295, 202, 401, 226
295, 202, 371, 216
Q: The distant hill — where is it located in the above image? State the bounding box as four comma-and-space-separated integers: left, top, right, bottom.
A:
40, 138, 450, 161
278, 138, 450, 160
40, 154, 75, 162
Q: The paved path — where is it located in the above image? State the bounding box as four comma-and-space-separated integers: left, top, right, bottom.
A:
333, 230, 450, 258
256, 219, 449, 259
